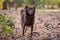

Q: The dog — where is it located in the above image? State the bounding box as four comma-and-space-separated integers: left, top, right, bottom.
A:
21, 5, 35, 37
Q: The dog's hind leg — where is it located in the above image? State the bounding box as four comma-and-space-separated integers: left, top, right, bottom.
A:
22, 24, 25, 36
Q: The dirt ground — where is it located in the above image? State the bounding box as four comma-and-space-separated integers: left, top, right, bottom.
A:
0, 9, 60, 40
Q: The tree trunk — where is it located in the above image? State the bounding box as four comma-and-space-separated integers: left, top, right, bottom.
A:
2, 1, 7, 9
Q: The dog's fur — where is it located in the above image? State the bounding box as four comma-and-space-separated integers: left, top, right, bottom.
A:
21, 5, 35, 37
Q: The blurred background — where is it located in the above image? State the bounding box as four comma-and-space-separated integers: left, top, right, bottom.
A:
0, 0, 60, 40
0, 0, 60, 10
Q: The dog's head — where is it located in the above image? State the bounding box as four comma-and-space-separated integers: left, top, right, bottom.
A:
25, 5, 35, 15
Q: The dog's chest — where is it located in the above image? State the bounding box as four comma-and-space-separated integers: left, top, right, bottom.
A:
26, 15, 34, 21
25, 15, 34, 25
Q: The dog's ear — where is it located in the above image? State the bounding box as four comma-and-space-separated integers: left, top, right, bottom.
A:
25, 6, 28, 9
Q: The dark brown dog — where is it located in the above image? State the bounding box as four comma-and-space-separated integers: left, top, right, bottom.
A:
21, 5, 35, 37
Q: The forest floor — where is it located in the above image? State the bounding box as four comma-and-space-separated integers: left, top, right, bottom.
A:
0, 8, 60, 40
